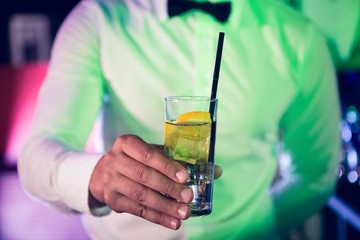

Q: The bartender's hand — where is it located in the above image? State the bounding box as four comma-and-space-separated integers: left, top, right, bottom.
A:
89, 134, 193, 230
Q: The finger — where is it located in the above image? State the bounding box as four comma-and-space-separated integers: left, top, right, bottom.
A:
214, 165, 223, 179
152, 144, 164, 152
112, 135, 188, 183
108, 150, 193, 203
104, 191, 185, 230
152, 143, 223, 180
105, 172, 191, 219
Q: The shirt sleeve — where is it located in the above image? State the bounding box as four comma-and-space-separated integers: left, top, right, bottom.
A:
18, 1, 109, 215
271, 24, 341, 234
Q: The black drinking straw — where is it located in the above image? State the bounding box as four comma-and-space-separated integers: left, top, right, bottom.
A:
208, 32, 225, 164
209, 32, 224, 117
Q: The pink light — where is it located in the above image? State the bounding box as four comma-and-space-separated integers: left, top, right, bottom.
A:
0, 62, 48, 166
0, 61, 100, 166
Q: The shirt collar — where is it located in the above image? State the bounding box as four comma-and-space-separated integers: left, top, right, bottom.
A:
149, 0, 169, 22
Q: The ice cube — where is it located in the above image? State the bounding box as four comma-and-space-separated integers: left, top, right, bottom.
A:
174, 137, 208, 162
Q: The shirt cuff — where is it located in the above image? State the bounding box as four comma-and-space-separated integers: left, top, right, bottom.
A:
56, 152, 110, 216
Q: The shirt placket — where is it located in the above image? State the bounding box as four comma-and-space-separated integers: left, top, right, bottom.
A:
192, 14, 217, 96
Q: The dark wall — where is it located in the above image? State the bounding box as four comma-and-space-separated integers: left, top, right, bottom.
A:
0, 0, 79, 64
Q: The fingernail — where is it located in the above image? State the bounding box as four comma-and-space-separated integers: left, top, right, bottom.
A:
170, 219, 179, 230
178, 206, 188, 219
176, 170, 187, 182
181, 188, 192, 202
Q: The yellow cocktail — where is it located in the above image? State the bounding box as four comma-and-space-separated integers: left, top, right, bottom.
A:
164, 111, 211, 165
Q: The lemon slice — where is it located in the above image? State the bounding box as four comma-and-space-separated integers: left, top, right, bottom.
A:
176, 111, 211, 123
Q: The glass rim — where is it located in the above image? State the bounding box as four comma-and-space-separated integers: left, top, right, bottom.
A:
165, 96, 217, 102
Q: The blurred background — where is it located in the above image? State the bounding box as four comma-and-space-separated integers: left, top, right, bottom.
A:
0, 0, 359, 239
0, 0, 89, 239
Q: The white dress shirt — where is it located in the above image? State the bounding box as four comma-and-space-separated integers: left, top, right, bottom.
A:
18, 0, 341, 239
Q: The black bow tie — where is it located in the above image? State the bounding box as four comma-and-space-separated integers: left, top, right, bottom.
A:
168, 0, 231, 23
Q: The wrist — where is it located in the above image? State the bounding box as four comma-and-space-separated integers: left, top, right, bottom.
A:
88, 156, 111, 216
